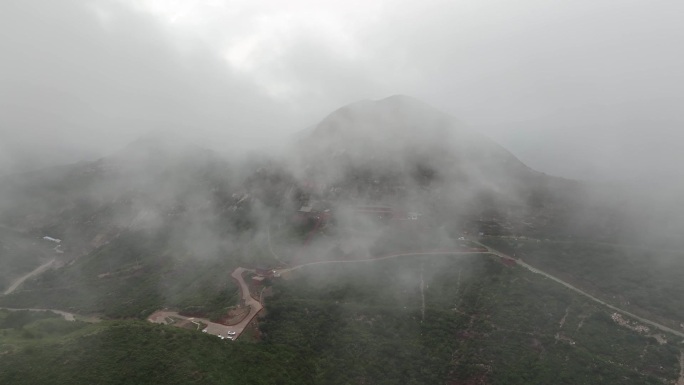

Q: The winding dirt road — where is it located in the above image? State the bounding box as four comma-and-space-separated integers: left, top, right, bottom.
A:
229, 267, 263, 337
0, 307, 76, 321
277, 241, 684, 340
3, 259, 55, 295
277, 250, 489, 274
472, 240, 684, 339
1, 257, 94, 322
150, 268, 264, 340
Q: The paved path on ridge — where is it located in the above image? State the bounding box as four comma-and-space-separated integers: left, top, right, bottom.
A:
277, 242, 684, 340
277, 250, 490, 275
3, 259, 55, 295
472, 239, 684, 339
0, 307, 76, 321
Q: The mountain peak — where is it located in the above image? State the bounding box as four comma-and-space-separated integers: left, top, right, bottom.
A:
305, 95, 471, 151
105, 133, 218, 174
329, 95, 444, 120
117, 130, 212, 154
297, 95, 530, 183
376, 94, 433, 108
377, 93, 422, 103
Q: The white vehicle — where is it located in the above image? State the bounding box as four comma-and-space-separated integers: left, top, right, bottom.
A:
43, 236, 61, 243
202, 329, 208, 333
226, 331, 236, 336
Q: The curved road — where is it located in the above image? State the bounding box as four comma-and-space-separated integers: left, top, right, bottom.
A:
150, 268, 264, 340
229, 267, 263, 337
278, 250, 489, 274
277, 243, 684, 339
0, 307, 76, 321
3, 259, 55, 295
2, 258, 94, 322
471, 240, 684, 339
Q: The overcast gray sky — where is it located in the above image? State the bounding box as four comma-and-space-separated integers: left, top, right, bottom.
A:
1, 0, 682, 181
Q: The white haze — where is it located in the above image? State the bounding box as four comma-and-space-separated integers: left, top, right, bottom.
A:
1, 0, 683, 183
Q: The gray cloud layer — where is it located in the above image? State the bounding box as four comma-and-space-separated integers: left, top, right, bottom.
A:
1, 0, 682, 182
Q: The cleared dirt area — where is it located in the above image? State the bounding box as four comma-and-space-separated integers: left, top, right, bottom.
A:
229, 268, 264, 335
216, 307, 251, 326
148, 310, 239, 339
148, 266, 264, 340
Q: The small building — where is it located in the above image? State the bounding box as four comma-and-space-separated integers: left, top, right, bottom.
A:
299, 205, 313, 213
43, 236, 61, 243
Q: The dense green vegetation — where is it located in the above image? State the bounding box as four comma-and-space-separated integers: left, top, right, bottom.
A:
0, 255, 680, 384
481, 236, 684, 326
0, 228, 53, 292
0, 310, 96, 363
2, 97, 683, 384
0, 231, 247, 319
0, 312, 308, 385
260, 255, 680, 384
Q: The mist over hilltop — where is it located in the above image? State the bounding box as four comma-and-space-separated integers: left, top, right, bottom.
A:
2, 2, 684, 384
2, 0, 684, 187
2, 95, 671, 270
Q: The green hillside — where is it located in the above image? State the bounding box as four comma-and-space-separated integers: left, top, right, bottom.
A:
1, 255, 680, 385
